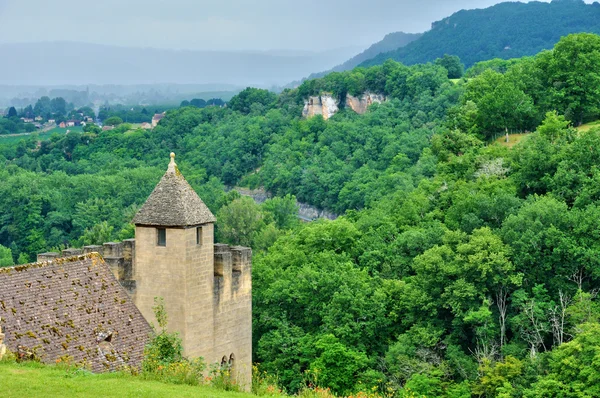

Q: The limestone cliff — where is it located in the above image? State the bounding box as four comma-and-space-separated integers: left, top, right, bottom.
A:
345, 92, 386, 114
302, 92, 385, 119
302, 94, 338, 120
321, 95, 339, 120
302, 96, 324, 118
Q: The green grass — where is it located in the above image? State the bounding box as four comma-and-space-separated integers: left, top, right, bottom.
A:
577, 120, 600, 132
0, 126, 83, 145
494, 133, 529, 148
0, 361, 253, 398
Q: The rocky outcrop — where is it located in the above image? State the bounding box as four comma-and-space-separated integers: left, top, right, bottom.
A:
302, 94, 338, 120
232, 187, 338, 221
297, 203, 338, 222
321, 95, 339, 120
345, 92, 386, 114
303, 92, 386, 119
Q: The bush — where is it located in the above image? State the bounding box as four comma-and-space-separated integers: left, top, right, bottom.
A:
252, 364, 284, 396
141, 297, 206, 386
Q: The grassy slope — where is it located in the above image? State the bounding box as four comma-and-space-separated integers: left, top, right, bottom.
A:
494, 133, 528, 149
576, 120, 600, 132
1, 361, 253, 398
0, 126, 83, 145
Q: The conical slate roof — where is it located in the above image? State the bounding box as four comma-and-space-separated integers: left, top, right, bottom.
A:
132, 153, 216, 226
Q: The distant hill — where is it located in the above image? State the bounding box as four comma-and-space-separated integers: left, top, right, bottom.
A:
0, 42, 362, 87
360, 0, 600, 68
304, 32, 422, 80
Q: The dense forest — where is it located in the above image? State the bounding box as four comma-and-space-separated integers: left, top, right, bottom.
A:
361, 0, 600, 69
1, 33, 600, 396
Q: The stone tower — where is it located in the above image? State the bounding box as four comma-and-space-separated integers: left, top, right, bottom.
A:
132, 153, 252, 387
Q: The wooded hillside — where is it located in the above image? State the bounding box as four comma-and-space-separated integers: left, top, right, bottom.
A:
2, 33, 600, 397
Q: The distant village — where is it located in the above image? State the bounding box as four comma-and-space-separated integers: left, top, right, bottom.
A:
14, 112, 165, 131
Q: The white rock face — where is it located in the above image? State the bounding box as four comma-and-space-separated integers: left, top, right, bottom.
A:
303, 92, 386, 119
321, 95, 339, 120
346, 92, 386, 114
302, 96, 323, 118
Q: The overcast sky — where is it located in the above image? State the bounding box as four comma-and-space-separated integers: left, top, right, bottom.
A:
0, 0, 594, 52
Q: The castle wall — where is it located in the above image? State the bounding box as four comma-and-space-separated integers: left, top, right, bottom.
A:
212, 244, 252, 388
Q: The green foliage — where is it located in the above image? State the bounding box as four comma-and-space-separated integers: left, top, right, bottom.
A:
524, 323, 600, 397
308, 334, 369, 396
546, 33, 600, 124
142, 298, 208, 387
103, 116, 123, 126
0, 244, 14, 267
262, 195, 299, 230
361, 0, 600, 68
229, 88, 277, 115
144, 297, 184, 366
536, 111, 571, 142
216, 197, 264, 247
474, 356, 523, 397
435, 55, 464, 79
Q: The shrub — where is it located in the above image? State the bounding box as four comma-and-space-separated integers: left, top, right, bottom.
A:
141, 297, 206, 386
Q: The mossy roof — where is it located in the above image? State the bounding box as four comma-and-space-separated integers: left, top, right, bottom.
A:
132, 154, 216, 227
0, 253, 152, 372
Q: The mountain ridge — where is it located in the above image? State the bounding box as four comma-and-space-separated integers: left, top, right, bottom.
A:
302, 32, 422, 81
359, 0, 600, 68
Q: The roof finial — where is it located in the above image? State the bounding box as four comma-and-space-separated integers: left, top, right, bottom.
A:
167, 152, 177, 172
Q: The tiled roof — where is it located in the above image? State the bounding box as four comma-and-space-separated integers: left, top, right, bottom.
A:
0, 253, 152, 372
132, 153, 216, 227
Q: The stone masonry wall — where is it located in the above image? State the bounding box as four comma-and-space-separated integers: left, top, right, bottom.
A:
0, 324, 6, 360
134, 225, 215, 359
213, 244, 252, 388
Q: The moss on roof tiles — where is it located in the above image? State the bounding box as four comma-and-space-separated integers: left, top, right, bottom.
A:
0, 253, 152, 372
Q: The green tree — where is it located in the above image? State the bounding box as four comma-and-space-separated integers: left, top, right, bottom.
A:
104, 116, 123, 126
0, 244, 14, 267
228, 87, 277, 115
464, 70, 536, 139
261, 194, 299, 230
546, 33, 600, 125
435, 54, 465, 79
216, 197, 264, 247
537, 111, 571, 142
308, 334, 369, 396
524, 323, 600, 397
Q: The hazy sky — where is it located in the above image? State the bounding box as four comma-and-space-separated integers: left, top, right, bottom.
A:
0, 0, 594, 52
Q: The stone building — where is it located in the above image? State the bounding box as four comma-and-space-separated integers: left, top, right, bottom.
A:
28, 153, 252, 387
132, 153, 252, 386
